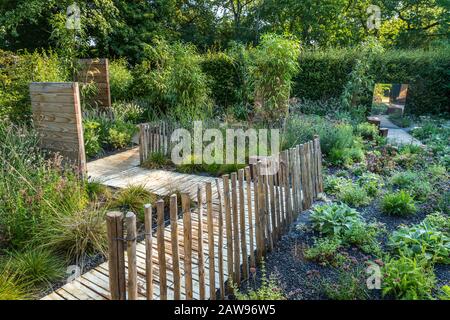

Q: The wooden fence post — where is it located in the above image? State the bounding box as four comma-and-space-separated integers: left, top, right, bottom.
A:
222, 175, 234, 292
252, 163, 263, 264
282, 150, 292, 229
125, 212, 138, 300
268, 169, 277, 245
170, 195, 181, 300
231, 172, 241, 285
257, 162, 267, 257
245, 167, 255, 268
182, 193, 193, 300
197, 186, 206, 300
215, 178, 225, 299
206, 182, 216, 299
156, 200, 167, 300
238, 169, 248, 279
106, 211, 126, 300
144, 204, 153, 300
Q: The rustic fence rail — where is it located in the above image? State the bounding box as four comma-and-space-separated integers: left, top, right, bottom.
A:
107, 136, 323, 300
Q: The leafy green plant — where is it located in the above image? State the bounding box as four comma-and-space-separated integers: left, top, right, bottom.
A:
310, 203, 360, 237
83, 119, 102, 158
343, 222, 383, 255
5, 248, 64, 286
250, 34, 300, 123
381, 191, 417, 216
322, 268, 369, 300
336, 184, 371, 207
389, 171, 418, 189
0, 266, 30, 300
143, 152, 172, 169
107, 120, 138, 149
304, 237, 344, 266
234, 265, 285, 300
112, 102, 144, 124
439, 285, 450, 300
324, 176, 352, 195
109, 58, 134, 102
422, 212, 450, 233
356, 122, 379, 140
389, 222, 450, 264
38, 205, 108, 260
111, 185, 156, 219
85, 181, 111, 202
382, 255, 435, 300
357, 172, 384, 197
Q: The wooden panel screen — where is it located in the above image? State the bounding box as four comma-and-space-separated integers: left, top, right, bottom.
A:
30, 82, 87, 177
76, 58, 111, 109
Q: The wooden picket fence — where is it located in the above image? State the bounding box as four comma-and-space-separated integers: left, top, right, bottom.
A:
107, 136, 323, 300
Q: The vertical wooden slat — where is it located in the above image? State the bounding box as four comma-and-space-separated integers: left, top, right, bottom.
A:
206, 182, 216, 299
197, 186, 206, 300
315, 136, 324, 193
245, 167, 255, 268
263, 174, 273, 252
157, 200, 167, 300
307, 141, 314, 207
215, 178, 225, 299
252, 163, 263, 264
278, 158, 286, 233
182, 193, 193, 300
238, 169, 248, 279
144, 204, 153, 300
126, 212, 138, 300
268, 170, 277, 244
257, 162, 267, 257
274, 160, 282, 241
289, 148, 298, 216
106, 211, 125, 300
282, 150, 292, 229
222, 175, 234, 292
170, 195, 181, 300
295, 145, 303, 219
230, 172, 241, 285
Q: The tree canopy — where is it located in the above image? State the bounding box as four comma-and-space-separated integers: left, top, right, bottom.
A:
0, 0, 448, 61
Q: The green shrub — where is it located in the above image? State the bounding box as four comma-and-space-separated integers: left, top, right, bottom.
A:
0, 122, 89, 248
322, 269, 369, 300
304, 237, 344, 266
107, 120, 137, 149
380, 191, 417, 216
357, 172, 384, 197
201, 51, 243, 112
111, 185, 156, 219
382, 255, 435, 300
5, 248, 64, 286
38, 205, 108, 260
310, 203, 360, 237
439, 286, 450, 300
109, 58, 134, 102
0, 49, 67, 123
343, 222, 383, 255
422, 212, 450, 233
85, 181, 111, 202
324, 176, 352, 195
143, 152, 171, 169
112, 102, 144, 124
250, 34, 300, 122
0, 266, 30, 300
293, 48, 450, 115
427, 164, 447, 182
83, 120, 102, 158
235, 265, 285, 300
336, 184, 371, 207
389, 171, 418, 189
389, 222, 450, 264
356, 122, 379, 140
133, 39, 212, 123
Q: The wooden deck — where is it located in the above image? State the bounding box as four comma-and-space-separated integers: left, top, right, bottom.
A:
43, 148, 263, 300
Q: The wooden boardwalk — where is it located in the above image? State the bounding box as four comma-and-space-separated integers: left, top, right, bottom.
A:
43, 148, 261, 300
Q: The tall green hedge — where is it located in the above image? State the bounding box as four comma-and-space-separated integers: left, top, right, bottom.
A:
293, 48, 450, 115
